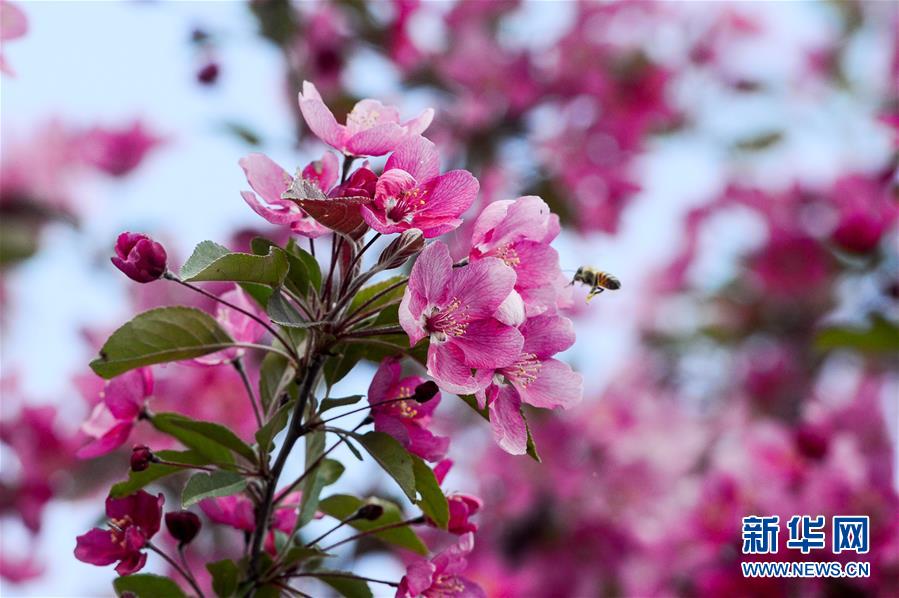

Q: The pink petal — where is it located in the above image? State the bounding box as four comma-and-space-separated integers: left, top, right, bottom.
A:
239, 153, 292, 203
385, 135, 439, 181
509, 242, 560, 289
298, 91, 346, 149
449, 257, 516, 319
76, 421, 134, 459
413, 170, 479, 221
470, 200, 513, 249
74, 528, 125, 566
427, 342, 482, 395
346, 122, 406, 157
516, 358, 582, 410
240, 190, 300, 226
368, 357, 403, 405
494, 290, 525, 327
452, 319, 523, 369
1, 2, 28, 40
409, 241, 452, 310
346, 99, 401, 135
302, 151, 340, 193
106, 491, 164, 537
402, 108, 435, 137
399, 289, 428, 346
487, 386, 528, 455
114, 550, 147, 576
521, 314, 576, 358
405, 423, 450, 462
104, 368, 151, 420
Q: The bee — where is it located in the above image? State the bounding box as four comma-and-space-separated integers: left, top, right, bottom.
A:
570, 266, 621, 301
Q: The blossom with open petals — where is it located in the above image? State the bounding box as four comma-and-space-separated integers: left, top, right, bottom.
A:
368, 357, 449, 462
298, 80, 433, 156
469, 195, 566, 316
77, 368, 153, 459
74, 491, 164, 576
476, 314, 582, 455
239, 152, 335, 238
200, 491, 304, 554
400, 242, 522, 394
396, 532, 485, 598
362, 135, 479, 238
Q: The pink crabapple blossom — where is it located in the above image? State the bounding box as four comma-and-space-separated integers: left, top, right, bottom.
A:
429, 460, 483, 535
77, 368, 153, 459
239, 152, 334, 238
199, 491, 305, 555
361, 135, 480, 238
193, 284, 267, 366
475, 314, 582, 455
399, 241, 523, 394
78, 121, 162, 177
74, 490, 164, 576
396, 532, 485, 598
368, 357, 449, 462
298, 80, 434, 156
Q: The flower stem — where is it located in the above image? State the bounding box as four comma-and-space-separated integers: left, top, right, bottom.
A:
233, 358, 263, 428
248, 353, 324, 581
320, 517, 425, 553
147, 542, 205, 598
164, 272, 299, 364
283, 572, 399, 588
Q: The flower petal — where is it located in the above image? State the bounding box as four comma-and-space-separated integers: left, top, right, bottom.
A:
516, 358, 582, 410
74, 528, 125, 566
488, 386, 528, 455
239, 153, 292, 203
298, 82, 346, 149
346, 122, 406, 156
521, 314, 576, 358
385, 135, 439, 181
427, 342, 482, 395
454, 319, 523, 369
449, 257, 516, 319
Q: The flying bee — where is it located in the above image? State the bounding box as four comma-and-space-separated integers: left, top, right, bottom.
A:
570, 266, 621, 301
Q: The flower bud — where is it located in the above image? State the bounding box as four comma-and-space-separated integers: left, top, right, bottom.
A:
165, 511, 202, 545
377, 228, 424, 270
354, 504, 384, 522
411, 381, 439, 404
197, 61, 220, 86
130, 445, 155, 472
111, 232, 167, 283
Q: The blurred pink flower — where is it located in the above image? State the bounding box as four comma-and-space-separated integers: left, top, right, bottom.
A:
397, 532, 485, 598
200, 491, 302, 555
193, 285, 266, 366
77, 368, 153, 459
368, 357, 449, 462
298, 80, 433, 156
74, 490, 164, 576
400, 241, 522, 394
0, 1, 27, 76
79, 121, 162, 177
362, 135, 479, 238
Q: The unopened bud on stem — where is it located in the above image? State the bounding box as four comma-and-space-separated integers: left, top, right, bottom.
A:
377, 229, 424, 270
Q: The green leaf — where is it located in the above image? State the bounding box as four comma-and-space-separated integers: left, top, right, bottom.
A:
354, 432, 416, 502
297, 430, 326, 529
207, 559, 241, 598
286, 238, 322, 292
412, 455, 448, 529
348, 276, 408, 315
267, 292, 316, 328
90, 307, 234, 379
319, 395, 364, 414
317, 572, 373, 598
152, 413, 257, 464
318, 494, 427, 555
815, 315, 899, 354
180, 241, 230, 278
239, 282, 274, 309
113, 574, 187, 598
280, 546, 331, 569
255, 402, 290, 454
182, 471, 247, 508
109, 450, 207, 498
181, 240, 289, 286
258, 351, 294, 414
252, 237, 314, 297
458, 395, 541, 462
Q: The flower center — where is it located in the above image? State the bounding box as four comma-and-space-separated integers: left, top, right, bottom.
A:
504, 353, 541, 387
385, 187, 428, 224
108, 515, 134, 548
496, 243, 521, 267
433, 574, 466, 594
425, 298, 469, 342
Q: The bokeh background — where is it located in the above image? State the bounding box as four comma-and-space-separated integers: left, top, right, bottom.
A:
2, 1, 897, 596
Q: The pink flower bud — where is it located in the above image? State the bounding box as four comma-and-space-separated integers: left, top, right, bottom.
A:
411, 381, 439, 404
130, 445, 154, 472
197, 61, 220, 85
111, 232, 167, 283
165, 511, 202, 545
